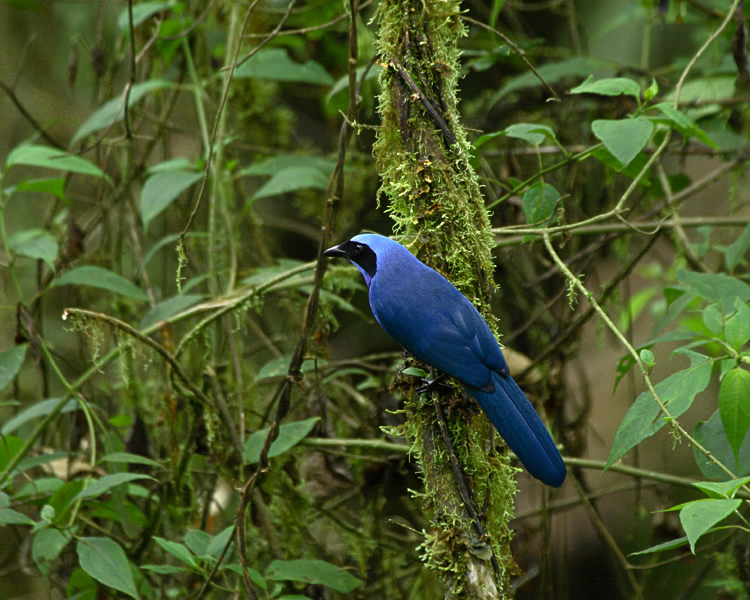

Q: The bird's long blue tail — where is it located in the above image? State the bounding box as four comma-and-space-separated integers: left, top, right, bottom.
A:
469, 372, 566, 487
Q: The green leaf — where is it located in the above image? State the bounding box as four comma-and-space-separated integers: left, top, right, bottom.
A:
677, 270, 750, 313
679, 498, 740, 553
71, 79, 171, 145
266, 559, 363, 593
33, 528, 71, 576
205, 526, 234, 559
522, 181, 560, 227
117, 1, 171, 31
402, 366, 429, 378
639, 348, 655, 368
702, 302, 723, 335
2, 397, 76, 435
153, 537, 198, 568
8, 229, 58, 272
255, 357, 325, 381
140, 293, 203, 330
0, 344, 27, 396
183, 530, 211, 558
653, 103, 717, 148
243, 417, 321, 464
726, 224, 750, 272
234, 48, 334, 85
629, 535, 690, 556
569, 76, 641, 99
14, 177, 67, 202
251, 166, 329, 201
225, 564, 268, 589
694, 409, 750, 478
693, 476, 750, 500
55, 265, 148, 301
6, 145, 108, 180
719, 368, 750, 462
591, 118, 654, 168
140, 170, 202, 231
75, 473, 156, 501
606, 351, 712, 470
0, 435, 24, 474
644, 78, 658, 102
725, 300, 750, 351
47, 480, 86, 524
239, 155, 336, 177
141, 564, 191, 574
77, 537, 139, 599
0, 507, 35, 525
99, 452, 162, 469
504, 122, 557, 146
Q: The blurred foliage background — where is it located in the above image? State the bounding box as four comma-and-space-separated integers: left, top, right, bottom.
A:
1, 0, 750, 599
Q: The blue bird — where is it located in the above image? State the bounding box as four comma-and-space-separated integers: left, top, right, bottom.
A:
324, 233, 566, 487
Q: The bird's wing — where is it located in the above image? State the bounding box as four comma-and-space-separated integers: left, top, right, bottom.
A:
370, 265, 507, 390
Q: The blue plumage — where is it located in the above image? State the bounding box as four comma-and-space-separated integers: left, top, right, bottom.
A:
324, 233, 566, 487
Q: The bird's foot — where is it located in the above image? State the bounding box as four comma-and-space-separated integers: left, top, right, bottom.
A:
416, 372, 452, 395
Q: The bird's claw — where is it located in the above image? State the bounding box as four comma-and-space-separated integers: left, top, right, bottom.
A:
416, 373, 451, 394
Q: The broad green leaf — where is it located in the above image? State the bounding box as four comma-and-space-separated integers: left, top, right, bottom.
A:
184, 530, 211, 558
14, 177, 67, 202
117, 1, 171, 31
153, 537, 198, 568
99, 452, 162, 469
141, 564, 190, 574
490, 0, 506, 27
205, 526, 234, 559
570, 76, 641, 99
55, 265, 148, 301
702, 302, 723, 335
653, 103, 717, 148
639, 348, 655, 368
33, 528, 71, 576
664, 76, 735, 119
251, 166, 329, 201
2, 397, 76, 435
0, 344, 27, 395
591, 118, 654, 168
225, 564, 268, 589
13, 477, 64, 500
239, 155, 336, 177
75, 473, 156, 501
719, 368, 750, 462
725, 300, 750, 350
6, 145, 107, 180
677, 270, 750, 313
8, 229, 58, 272
725, 224, 750, 272
0, 435, 24, 474
234, 48, 334, 85
0, 507, 35, 525
606, 351, 712, 470
694, 409, 750, 478
522, 181, 560, 227
72, 79, 171, 145
504, 123, 557, 146
140, 293, 203, 330
47, 480, 86, 524
266, 559, 363, 593
693, 476, 750, 500
255, 357, 325, 381
243, 417, 321, 464
679, 498, 740, 553
77, 537, 139, 599
140, 170, 202, 231
402, 366, 429, 378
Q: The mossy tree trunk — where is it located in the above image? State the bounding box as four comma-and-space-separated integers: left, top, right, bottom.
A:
374, 1, 518, 598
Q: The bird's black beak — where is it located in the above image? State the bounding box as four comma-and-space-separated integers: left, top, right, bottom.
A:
323, 243, 349, 259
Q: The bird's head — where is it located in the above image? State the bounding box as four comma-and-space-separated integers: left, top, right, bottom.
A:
323, 233, 403, 286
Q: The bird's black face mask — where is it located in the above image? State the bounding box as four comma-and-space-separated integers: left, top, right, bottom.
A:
323, 240, 377, 280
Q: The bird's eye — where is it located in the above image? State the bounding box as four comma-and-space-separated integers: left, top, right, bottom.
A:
354, 243, 363, 254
